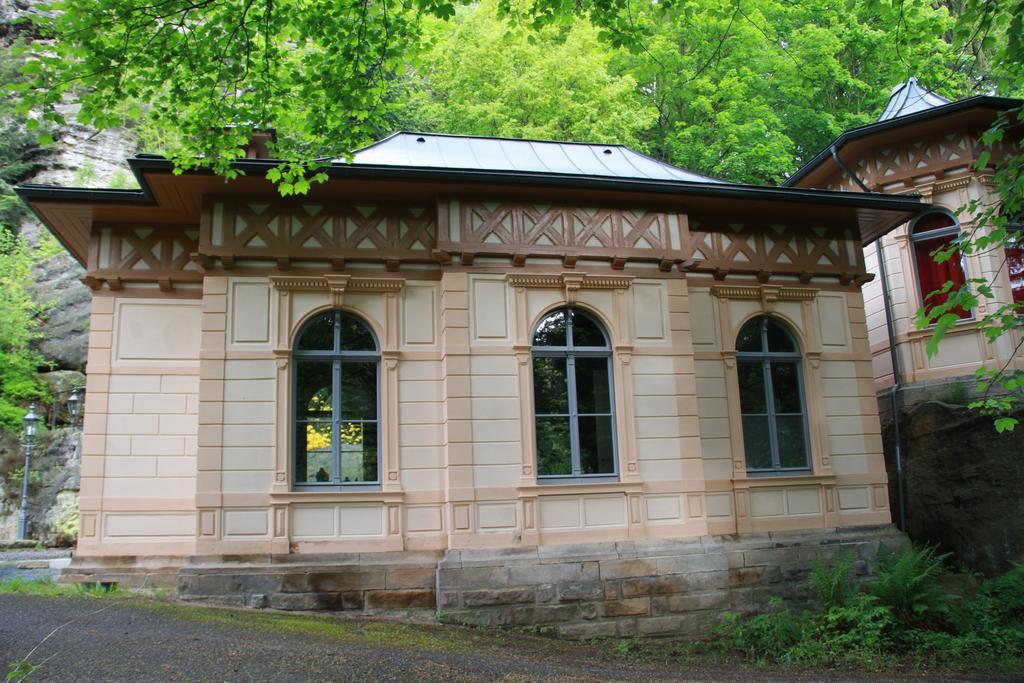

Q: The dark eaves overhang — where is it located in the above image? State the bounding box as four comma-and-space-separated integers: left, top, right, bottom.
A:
17, 153, 929, 263
784, 95, 1023, 189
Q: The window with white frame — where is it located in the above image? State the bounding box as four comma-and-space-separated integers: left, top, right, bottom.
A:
532, 307, 617, 480
911, 212, 971, 320
736, 316, 811, 475
293, 310, 380, 488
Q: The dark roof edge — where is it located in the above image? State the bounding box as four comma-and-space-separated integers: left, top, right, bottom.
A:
784, 95, 1022, 188
17, 154, 927, 214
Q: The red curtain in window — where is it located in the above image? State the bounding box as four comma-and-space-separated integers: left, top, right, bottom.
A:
913, 213, 970, 319
1008, 241, 1024, 305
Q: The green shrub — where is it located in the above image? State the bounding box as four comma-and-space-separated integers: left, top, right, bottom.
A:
809, 551, 855, 610
982, 563, 1024, 623
717, 598, 807, 661
870, 545, 950, 626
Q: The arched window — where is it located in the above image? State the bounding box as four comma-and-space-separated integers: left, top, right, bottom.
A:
293, 311, 380, 488
532, 307, 617, 480
912, 212, 970, 319
736, 316, 811, 475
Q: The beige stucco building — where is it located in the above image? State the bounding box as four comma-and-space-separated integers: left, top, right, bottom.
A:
19, 131, 920, 634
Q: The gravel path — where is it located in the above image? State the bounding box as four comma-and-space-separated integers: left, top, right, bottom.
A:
0, 594, 778, 682
0, 595, 1004, 682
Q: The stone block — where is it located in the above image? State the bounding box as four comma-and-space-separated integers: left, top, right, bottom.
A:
184, 573, 281, 596
557, 621, 618, 640
385, 567, 436, 589
538, 543, 619, 564
620, 574, 690, 598
729, 566, 766, 588
536, 584, 557, 603
576, 602, 604, 620
620, 538, 707, 559
437, 566, 508, 589
444, 608, 515, 627
511, 604, 578, 626
462, 588, 536, 607
267, 593, 328, 611
598, 558, 658, 580
438, 591, 460, 608
306, 571, 386, 593
657, 553, 728, 575
653, 591, 730, 614
557, 582, 603, 602
458, 547, 540, 568
686, 570, 730, 592
605, 598, 651, 617
365, 589, 436, 610
507, 562, 591, 586
743, 547, 801, 567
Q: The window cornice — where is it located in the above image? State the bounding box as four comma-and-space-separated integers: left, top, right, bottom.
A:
269, 274, 404, 307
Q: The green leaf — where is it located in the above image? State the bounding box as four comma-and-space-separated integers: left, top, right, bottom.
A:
994, 417, 1018, 433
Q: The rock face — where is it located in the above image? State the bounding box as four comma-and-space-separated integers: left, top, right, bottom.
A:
0, 0, 136, 540
27, 222, 92, 370
881, 399, 1024, 576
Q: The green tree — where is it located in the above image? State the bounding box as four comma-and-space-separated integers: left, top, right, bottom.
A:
401, 0, 656, 147
0, 229, 48, 432
615, 0, 973, 183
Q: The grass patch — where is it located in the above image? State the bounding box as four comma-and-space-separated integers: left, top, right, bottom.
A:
0, 577, 120, 597
138, 601, 503, 654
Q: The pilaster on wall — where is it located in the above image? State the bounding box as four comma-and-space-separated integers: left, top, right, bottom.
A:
78, 296, 114, 550
441, 272, 474, 545
195, 277, 227, 553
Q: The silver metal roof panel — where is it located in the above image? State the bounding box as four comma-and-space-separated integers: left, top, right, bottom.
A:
878, 78, 951, 121
345, 132, 723, 183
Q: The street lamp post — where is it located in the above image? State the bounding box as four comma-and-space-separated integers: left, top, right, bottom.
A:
17, 403, 41, 541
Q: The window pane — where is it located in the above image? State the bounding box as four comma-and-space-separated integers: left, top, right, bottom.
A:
765, 320, 795, 353
914, 234, 970, 319
297, 313, 335, 351
533, 356, 569, 414
742, 415, 773, 470
340, 421, 378, 482
536, 416, 572, 476
1008, 243, 1024, 304
770, 361, 802, 413
340, 314, 376, 351
736, 319, 762, 352
571, 310, 606, 347
578, 415, 615, 474
776, 415, 809, 469
341, 362, 377, 420
297, 421, 333, 483
296, 360, 333, 420
533, 309, 567, 347
575, 357, 611, 414
738, 361, 767, 414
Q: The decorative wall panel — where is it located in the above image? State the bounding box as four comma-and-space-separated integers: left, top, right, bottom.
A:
205, 200, 437, 266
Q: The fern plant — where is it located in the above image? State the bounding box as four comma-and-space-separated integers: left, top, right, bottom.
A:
870, 545, 951, 625
810, 551, 855, 610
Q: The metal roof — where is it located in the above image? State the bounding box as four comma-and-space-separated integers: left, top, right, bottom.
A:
877, 78, 951, 121
343, 132, 724, 184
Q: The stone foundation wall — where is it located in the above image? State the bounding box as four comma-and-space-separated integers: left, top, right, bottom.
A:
177, 551, 442, 613
438, 525, 904, 638
71, 526, 905, 637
